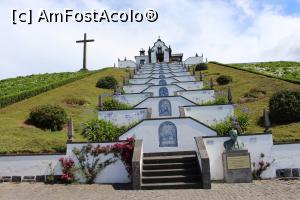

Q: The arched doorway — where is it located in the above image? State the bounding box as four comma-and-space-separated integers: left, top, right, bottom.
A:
158, 121, 178, 147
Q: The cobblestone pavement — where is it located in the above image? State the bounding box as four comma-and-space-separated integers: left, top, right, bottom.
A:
0, 180, 299, 200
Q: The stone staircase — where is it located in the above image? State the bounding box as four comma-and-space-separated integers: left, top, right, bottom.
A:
141, 151, 202, 189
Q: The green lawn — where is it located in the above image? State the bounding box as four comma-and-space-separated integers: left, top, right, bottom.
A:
199, 62, 300, 143
0, 68, 128, 154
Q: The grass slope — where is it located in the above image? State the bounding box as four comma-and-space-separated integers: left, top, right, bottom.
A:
0, 70, 99, 108
0, 68, 128, 154
200, 63, 300, 143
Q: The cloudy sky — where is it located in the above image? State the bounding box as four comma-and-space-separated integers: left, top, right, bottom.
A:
1, 0, 300, 79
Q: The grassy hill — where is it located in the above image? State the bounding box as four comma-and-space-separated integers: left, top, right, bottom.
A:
0, 63, 299, 154
218, 61, 300, 84
0, 70, 100, 108
200, 62, 300, 143
0, 68, 128, 154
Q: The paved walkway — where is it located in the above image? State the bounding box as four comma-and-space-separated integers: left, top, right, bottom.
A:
0, 180, 299, 200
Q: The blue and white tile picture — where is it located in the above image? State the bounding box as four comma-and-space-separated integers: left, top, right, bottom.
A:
159, 121, 178, 147
159, 87, 169, 97
159, 99, 172, 116
159, 79, 167, 85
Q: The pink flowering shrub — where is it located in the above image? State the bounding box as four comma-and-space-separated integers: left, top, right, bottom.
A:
59, 157, 75, 183
71, 137, 135, 184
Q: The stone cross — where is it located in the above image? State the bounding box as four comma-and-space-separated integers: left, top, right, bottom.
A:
76, 33, 95, 70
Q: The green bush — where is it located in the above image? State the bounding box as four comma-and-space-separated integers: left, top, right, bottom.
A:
63, 97, 87, 105
27, 104, 67, 131
213, 114, 249, 136
195, 63, 208, 71
81, 119, 133, 142
102, 98, 132, 110
269, 90, 300, 124
216, 75, 232, 85
96, 76, 118, 89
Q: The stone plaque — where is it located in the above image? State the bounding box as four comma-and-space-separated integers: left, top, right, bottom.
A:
227, 155, 250, 170
222, 150, 252, 183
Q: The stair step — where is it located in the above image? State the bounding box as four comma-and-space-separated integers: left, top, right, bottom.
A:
143, 168, 199, 176
143, 155, 196, 164
142, 175, 201, 183
141, 182, 202, 190
143, 162, 197, 170
144, 151, 196, 157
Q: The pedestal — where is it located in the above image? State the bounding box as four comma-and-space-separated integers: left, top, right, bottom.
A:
222, 150, 252, 183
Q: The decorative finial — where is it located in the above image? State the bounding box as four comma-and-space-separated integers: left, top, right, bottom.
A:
98, 95, 103, 110
210, 78, 214, 89
264, 109, 271, 133
227, 87, 233, 104
200, 71, 203, 81
67, 118, 74, 143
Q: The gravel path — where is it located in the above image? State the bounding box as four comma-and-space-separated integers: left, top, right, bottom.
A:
0, 179, 299, 200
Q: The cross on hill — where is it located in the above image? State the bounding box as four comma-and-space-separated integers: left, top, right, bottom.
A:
76, 33, 95, 70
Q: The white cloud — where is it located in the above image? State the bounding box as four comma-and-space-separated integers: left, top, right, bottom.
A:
0, 0, 300, 79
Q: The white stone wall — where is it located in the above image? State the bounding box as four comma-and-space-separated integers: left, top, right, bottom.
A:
272, 143, 300, 173
147, 78, 178, 85
184, 56, 203, 65
118, 60, 136, 68
135, 55, 149, 65
113, 93, 151, 106
99, 109, 148, 126
172, 72, 190, 76
143, 85, 184, 97
175, 82, 204, 90
184, 105, 234, 126
174, 76, 196, 82
203, 134, 274, 180
133, 74, 151, 78
177, 89, 214, 104
0, 155, 63, 176
129, 78, 151, 84
150, 73, 174, 78
123, 84, 150, 93
119, 118, 217, 153
171, 68, 187, 73
135, 97, 195, 118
